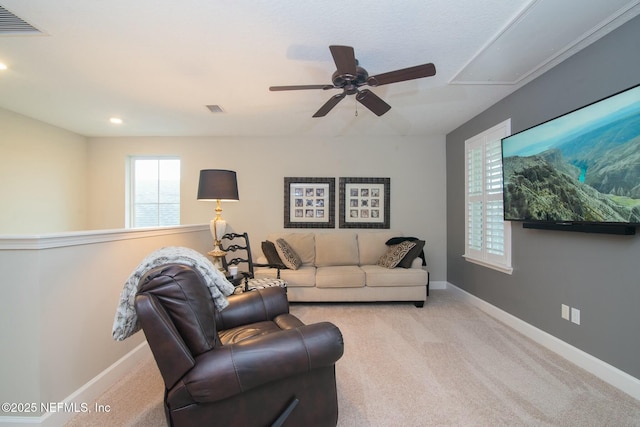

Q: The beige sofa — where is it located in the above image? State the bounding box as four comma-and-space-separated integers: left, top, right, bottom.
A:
254, 231, 429, 307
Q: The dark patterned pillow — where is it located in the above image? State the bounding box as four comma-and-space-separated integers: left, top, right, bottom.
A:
261, 241, 287, 269
386, 236, 427, 266
377, 241, 417, 269
275, 238, 302, 270
397, 239, 426, 268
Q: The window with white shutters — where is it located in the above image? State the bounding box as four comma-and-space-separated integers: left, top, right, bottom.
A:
464, 120, 513, 274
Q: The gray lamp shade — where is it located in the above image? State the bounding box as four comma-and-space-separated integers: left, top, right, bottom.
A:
197, 170, 239, 201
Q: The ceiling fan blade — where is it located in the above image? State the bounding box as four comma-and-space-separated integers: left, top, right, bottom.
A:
329, 45, 357, 77
367, 63, 436, 86
313, 92, 347, 117
355, 89, 391, 116
270, 84, 334, 91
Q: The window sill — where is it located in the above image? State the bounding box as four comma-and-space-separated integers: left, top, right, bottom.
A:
463, 255, 513, 275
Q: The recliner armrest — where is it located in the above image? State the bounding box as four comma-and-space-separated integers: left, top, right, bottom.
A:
215, 286, 289, 330
181, 321, 344, 403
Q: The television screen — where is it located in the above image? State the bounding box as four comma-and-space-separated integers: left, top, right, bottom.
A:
501, 84, 640, 226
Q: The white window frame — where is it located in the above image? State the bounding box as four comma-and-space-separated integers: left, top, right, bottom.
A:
127, 156, 181, 228
464, 119, 513, 274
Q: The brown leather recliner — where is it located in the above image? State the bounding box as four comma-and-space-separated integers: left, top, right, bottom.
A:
135, 264, 344, 427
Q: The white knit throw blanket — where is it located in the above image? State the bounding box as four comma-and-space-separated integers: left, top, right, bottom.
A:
112, 246, 235, 341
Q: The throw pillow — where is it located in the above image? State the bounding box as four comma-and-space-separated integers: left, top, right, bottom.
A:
377, 241, 417, 269
386, 236, 427, 266
261, 240, 287, 269
275, 238, 302, 270
397, 239, 426, 268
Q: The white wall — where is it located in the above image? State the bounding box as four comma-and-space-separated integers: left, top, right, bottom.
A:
0, 108, 88, 233
0, 110, 447, 279
0, 226, 211, 426
87, 135, 448, 280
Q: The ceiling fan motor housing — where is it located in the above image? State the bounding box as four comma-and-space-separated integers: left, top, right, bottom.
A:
332, 66, 369, 94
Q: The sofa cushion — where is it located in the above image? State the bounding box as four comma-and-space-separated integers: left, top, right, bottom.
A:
377, 241, 416, 268
361, 265, 428, 287
316, 266, 365, 288
275, 238, 302, 270
254, 266, 316, 287
267, 233, 315, 266
357, 231, 401, 265
315, 233, 359, 267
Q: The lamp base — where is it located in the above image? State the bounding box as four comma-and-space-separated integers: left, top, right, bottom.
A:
208, 246, 227, 271
208, 215, 227, 271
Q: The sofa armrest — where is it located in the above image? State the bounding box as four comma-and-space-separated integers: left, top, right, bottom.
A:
182, 322, 344, 403
215, 286, 289, 330
410, 257, 423, 269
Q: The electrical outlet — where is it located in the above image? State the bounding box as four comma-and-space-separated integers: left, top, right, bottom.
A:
562, 304, 570, 320
571, 307, 581, 325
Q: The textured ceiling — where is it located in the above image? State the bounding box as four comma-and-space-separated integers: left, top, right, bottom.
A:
0, 0, 638, 137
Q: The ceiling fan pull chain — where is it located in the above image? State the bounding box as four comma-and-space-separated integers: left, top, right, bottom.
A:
355, 98, 358, 117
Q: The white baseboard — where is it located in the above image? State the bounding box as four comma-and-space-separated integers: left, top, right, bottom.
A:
446, 283, 640, 401
429, 280, 447, 291
0, 342, 151, 427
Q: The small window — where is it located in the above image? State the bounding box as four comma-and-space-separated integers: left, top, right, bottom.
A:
464, 120, 513, 274
129, 157, 180, 228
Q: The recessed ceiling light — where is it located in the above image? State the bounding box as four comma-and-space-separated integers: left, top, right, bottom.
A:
0, 63, 7, 71
109, 117, 123, 124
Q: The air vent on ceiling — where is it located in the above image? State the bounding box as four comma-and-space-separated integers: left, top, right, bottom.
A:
0, 5, 43, 35
206, 105, 224, 113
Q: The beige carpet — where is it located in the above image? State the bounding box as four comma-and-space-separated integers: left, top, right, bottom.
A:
66, 289, 640, 426
63, 352, 166, 427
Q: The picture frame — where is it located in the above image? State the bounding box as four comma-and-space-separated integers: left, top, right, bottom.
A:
284, 177, 335, 228
339, 177, 390, 228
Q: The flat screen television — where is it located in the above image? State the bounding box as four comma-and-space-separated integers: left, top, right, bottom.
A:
501, 83, 640, 234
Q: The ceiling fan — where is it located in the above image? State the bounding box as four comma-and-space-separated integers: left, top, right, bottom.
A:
269, 45, 436, 118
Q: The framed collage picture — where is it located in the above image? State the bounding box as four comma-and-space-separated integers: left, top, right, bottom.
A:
284, 177, 335, 228
339, 177, 390, 228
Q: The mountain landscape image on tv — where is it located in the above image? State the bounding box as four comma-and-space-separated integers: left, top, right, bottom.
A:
502, 84, 640, 226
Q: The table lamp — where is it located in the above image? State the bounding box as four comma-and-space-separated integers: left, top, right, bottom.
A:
197, 169, 239, 270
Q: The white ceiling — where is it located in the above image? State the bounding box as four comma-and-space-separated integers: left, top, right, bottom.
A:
0, 0, 638, 138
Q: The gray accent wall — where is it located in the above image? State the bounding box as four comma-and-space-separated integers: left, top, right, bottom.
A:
446, 16, 640, 379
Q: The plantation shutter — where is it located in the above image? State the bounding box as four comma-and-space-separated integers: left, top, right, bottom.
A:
464, 120, 513, 274
485, 133, 506, 261
466, 142, 484, 257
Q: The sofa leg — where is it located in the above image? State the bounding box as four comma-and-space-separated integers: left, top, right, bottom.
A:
414, 301, 425, 308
